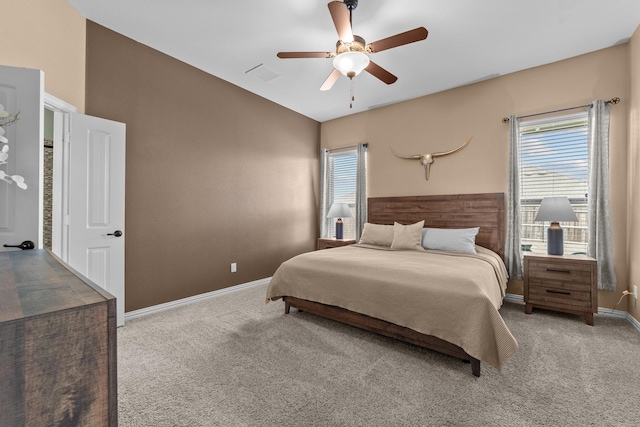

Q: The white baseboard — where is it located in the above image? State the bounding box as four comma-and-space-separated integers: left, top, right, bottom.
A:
504, 293, 640, 333
124, 277, 271, 322
597, 307, 628, 318
503, 293, 524, 304
626, 312, 640, 333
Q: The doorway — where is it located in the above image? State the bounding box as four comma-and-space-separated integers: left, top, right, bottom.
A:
43, 108, 54, 250
44, 93, 76, 260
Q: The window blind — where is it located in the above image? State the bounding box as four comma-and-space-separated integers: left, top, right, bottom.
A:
519, 113, 589, 202
326, 149, 357, 239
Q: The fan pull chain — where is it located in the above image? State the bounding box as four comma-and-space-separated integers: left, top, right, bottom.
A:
350, 77, 355, 109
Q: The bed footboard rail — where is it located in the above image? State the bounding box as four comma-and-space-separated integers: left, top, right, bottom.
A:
283, 296, 481, 377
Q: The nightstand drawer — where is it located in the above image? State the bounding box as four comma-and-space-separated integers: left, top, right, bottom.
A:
527, 261, 592, 283
528, 280, 592, 309
528, 277, 592, 293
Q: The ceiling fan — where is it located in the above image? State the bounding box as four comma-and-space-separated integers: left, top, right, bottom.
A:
277, 0, 428, 106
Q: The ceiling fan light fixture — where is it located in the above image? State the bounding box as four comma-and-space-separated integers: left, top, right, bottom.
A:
333, 51, 370, 78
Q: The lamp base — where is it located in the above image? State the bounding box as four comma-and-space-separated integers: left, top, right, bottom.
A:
547, 222, 564, 256
335, 219, 344, 240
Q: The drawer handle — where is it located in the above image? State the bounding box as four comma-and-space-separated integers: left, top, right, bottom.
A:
546, 268, 571, 274
546, 289, 571, 295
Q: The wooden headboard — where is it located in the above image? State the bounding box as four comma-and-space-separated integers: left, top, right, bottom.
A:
367, 193, 505, 259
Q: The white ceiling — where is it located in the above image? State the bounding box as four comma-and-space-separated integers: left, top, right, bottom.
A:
66, 0, 640, 123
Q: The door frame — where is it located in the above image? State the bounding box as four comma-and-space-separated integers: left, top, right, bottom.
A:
45, 93, 76, 261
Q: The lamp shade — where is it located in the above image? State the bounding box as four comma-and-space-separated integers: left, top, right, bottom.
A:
333, 52, 370, 78
534, 197, 578, 222
327, 202, 353, 219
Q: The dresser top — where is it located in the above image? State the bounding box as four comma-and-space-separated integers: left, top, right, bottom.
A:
0, 250, 115, 323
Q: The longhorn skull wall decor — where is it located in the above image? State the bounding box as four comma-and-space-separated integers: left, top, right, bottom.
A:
390, 135, 473, 180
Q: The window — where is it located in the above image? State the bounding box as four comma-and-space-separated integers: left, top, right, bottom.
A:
323, 149, 357, 239
519, 113, 588, 255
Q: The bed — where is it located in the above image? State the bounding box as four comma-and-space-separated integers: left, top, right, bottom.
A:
266, 193, 518, 376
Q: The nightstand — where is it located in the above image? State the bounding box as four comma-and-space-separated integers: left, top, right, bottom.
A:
317, 238, 356, 250
523, 253, 597, 325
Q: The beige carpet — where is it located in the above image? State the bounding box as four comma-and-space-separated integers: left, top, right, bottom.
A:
118, 283, 640, 426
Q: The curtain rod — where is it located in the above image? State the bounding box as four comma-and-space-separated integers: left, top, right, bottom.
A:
501, 97, 620, 123
324, 142, 369, 153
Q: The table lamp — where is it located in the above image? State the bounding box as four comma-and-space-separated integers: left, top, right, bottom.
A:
327, 202, 353, 239
534, 197, 578, 256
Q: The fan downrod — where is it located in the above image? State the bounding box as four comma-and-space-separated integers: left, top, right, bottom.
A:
344, 0, 358, 11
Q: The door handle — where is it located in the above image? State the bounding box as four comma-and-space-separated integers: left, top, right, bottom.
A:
107, 230, 123, 237
3, 240, 35, 250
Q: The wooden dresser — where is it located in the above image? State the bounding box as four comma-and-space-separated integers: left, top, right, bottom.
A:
0, 250, 117, 426
523, 252, 597, 325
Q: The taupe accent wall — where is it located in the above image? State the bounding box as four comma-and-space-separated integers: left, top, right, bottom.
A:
85, 22, 320, 312
321, 44, 632, 311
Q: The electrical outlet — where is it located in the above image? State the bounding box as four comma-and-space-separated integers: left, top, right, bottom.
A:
231, 262, 237, 273
634, 285, 638, 300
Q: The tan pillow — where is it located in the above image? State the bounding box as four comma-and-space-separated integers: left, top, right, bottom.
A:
391, 220, 425, 251
359, 223, 394, 247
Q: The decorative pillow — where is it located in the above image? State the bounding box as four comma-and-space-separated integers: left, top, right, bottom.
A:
359, 223, 395, 247
421, 227, 480, 254
391, 220, 425, 251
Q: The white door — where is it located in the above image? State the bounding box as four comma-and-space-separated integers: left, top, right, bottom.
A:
0, 65, 43, 250
68, 113, 126, 326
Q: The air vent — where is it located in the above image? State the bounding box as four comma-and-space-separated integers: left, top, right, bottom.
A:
245, 64, 280, 83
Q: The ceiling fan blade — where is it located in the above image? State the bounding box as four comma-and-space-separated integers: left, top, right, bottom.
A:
320, 69, 342, 91
365, 61, 398, 85
277, 52, 334, 59
366, 27, 428, 53
328, 1, 354, 43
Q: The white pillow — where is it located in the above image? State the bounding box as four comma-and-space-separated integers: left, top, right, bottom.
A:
390, 221, 425, 251
359, 223, 394, 247
421, 227, 479, 254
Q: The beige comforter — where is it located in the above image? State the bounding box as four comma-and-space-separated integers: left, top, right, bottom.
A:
266, 244, 518, 371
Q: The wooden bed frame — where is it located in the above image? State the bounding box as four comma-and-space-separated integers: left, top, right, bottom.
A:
283, 193, 505, 377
